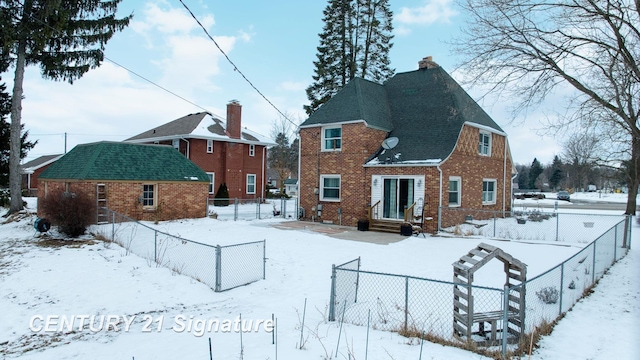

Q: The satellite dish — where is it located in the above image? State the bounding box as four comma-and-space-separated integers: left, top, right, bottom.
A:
381, 137, 399, 150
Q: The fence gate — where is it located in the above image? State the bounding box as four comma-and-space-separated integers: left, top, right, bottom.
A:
96, 184, 108, 224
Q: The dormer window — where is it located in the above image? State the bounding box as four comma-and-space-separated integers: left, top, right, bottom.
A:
479, 131, 491, 156
322, 126, 342, 151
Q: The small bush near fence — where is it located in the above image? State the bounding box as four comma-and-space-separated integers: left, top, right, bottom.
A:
92, 209, 266, 292
40, 189, 96, 237
329, 215, 631, 359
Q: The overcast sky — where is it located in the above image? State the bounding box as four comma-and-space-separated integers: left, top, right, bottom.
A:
2, 0, 566, 165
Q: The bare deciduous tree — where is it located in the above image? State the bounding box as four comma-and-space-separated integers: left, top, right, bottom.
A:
454, 0, 640, 214
561, 133, 601, 190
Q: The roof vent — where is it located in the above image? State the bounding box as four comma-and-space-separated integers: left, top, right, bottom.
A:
418, 56, 439, 69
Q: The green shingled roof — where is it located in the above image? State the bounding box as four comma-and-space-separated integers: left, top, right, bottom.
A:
39, 142, 210, 182
300, 65, 505, 163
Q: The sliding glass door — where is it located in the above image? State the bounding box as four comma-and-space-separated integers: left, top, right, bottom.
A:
383, 178, 414, 219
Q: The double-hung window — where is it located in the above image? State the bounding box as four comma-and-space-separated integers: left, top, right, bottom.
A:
448, 176, 461, 207
249, 144, 255, 157
246, 174, 256, 194
207, 139, 213, 153
207, 173, 215, 194
320, 175, 341, 201
142, 184, 156, 209
482, 179, 497, 205
322, 126, 342, 151
479, 131, 491, 156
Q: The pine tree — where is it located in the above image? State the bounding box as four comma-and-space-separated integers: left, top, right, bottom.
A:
305, 0, 394, 115
529, 158, 544, 190
548, 155, 564, 191
268, 133, 297, 193
214, 183, 230, 207
2, 0, 131, 214
0, 77, 36, 187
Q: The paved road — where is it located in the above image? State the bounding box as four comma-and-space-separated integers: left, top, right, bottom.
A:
531, 199, 628, 212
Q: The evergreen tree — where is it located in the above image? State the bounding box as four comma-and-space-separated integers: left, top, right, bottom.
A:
2, 0, 131, 214
0, 77, 36, 187
548, 155, 564, 190
516, 164, 529, 190
305, 0, 394, 115
529, 158, 544, 190
213, 183, 230, 207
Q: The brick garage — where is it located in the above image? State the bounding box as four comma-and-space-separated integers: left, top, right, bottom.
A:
299, 57, 514, 234
38, 142, 210, 223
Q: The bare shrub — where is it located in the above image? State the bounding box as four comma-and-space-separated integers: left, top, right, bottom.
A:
40, 189, 96, 237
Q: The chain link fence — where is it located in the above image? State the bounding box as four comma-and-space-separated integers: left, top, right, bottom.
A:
207, 198, 299, 221
438, 207, 626, 243
92, 209, 266, 292
329, 216, 632, 359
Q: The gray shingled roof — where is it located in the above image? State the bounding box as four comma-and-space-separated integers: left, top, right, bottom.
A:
39, 141, 209, 182
20, 154, 62, 173
300, 66, 505, 163
125, 112, 274, 145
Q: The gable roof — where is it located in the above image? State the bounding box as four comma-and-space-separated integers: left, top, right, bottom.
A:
20, 154, 63, 174
300, 65, 505, 164
125, 112, 274, 145
39, 142, 209, 182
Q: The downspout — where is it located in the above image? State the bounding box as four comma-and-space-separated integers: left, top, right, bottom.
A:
503, 136, 507, 215
261, 145, 266, 199
437, 163, 443, 232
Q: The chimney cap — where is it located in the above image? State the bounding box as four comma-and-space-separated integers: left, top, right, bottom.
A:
228, 99, 240, 105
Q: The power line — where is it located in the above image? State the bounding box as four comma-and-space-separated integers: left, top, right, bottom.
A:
177, 0, 297, 128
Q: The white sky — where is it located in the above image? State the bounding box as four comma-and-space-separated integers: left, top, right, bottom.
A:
2, 0, 566, 166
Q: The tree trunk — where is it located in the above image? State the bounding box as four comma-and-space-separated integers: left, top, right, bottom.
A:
624, 136, 640, 215
8, 38, 27, 214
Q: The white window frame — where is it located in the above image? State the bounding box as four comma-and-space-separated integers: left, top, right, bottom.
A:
482, 179, 497, 205
207, 172, 215, 194
321, 126, 342, 151
246, 174, 256, 194
479, 130, 492, 156
320, 174, 341, 202
207, 139, 213, 153
142, 183, 157, 209
448, 176, 461, 207
172, 139, 180, 149
249, 144, 255, 157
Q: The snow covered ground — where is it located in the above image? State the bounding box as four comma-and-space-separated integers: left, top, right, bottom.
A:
0, 196, 638, 359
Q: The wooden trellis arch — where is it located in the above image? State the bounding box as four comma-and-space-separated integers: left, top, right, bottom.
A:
452, 242, 527, 346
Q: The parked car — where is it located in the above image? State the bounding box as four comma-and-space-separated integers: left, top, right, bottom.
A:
557, 191, 571, 201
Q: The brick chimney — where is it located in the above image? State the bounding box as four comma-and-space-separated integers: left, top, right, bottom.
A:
418, 56, 439, 69
226, 100, 242, 139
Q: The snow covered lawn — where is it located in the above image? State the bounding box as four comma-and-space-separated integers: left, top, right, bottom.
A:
0, 199, 638, 359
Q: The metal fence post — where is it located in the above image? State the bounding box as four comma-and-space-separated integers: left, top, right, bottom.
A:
111, 211, 115, 240
234, 198, 238, 221
354, 257, 361, 303
559, 263, 564, 315
592, 242, 597, 284
215, 245, 222, 292
263, 240, 266, 280
154, 231, 157, 263
437, 206, 442, 232
329, 264, 336, 322
556, 212, 560, 241
614, 222, 618, 261
257, 198, 261, 220
404, 276, 409, 333
493, 211, 497, 237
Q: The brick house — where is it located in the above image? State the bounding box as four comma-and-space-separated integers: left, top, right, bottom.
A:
37, 142, 210, 223
298, 57, 515, 233
20, 154, 62, 196
125, 100, 275, 199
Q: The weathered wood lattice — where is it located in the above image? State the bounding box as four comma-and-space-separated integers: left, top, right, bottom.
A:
452, 242, 527, 346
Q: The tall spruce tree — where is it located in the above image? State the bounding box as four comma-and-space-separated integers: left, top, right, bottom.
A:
548, 155, 564, 190
529, 158, 544, 190
305, 0, 394, 115
0, 77, 36, 187
1, 0, 131, 214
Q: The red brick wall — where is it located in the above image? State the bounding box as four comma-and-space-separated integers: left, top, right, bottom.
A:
37, 180, 208, 222
299, 122, 387, 226
299, 123, 513, 234
22, 163, 56, 195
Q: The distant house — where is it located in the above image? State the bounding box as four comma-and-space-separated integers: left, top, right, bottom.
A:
38, 142, 210, 223
125, 101, 275, 199
284, 178, 298, 197
298, 57, 515, 233
20, 154, 62, 196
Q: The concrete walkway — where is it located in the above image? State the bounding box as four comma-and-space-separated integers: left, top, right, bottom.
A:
270, 220, 423, 245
